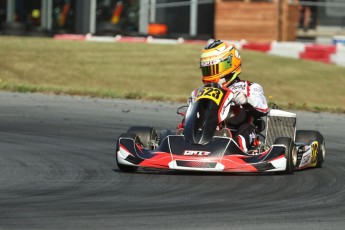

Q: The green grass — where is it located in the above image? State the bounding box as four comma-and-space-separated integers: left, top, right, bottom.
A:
0, 36, 344, 113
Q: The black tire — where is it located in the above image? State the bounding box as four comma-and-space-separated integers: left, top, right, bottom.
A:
1, 22, 26, 36
126, 126, 158, 149
274, 137, 297, 174
26, 26, 51, 37
1, 22, 26, 30
115, 133, 138, 172
158, 129, 174, 145
295, 130, 325, 168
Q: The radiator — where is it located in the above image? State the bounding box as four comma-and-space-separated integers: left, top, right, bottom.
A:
265, 109, 297, 147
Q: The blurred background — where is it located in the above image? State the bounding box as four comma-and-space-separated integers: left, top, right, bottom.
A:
0, 0, 344, 43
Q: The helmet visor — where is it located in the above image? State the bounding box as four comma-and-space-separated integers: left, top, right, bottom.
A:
201, 58, 232, 77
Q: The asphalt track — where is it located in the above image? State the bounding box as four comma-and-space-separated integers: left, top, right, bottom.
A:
1, 92, 345, 230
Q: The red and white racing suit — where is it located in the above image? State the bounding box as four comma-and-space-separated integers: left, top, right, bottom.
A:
189, 79, 268, 152
227, 79, 268, 151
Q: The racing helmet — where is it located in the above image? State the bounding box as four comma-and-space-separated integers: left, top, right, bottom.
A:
200, 40, 241, 86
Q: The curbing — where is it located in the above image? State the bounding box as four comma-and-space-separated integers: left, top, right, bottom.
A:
224, 39, 345, 67
53, 34, 345, 67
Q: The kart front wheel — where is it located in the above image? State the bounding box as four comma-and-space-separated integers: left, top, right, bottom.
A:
158, 129, 174, 145
295, 130, 325, 168
115, 133, 138, 172
274, 137, 297, 174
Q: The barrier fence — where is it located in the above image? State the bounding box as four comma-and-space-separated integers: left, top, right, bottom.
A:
1, 0, 345, 41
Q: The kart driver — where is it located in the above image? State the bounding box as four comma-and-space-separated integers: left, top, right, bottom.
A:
193, 40, 268, 152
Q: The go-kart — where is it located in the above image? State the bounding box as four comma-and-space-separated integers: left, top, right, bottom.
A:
115, 83, 325, 174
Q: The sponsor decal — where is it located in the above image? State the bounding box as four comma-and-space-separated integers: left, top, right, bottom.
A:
310, 141, 318, 166
201, 60, 219, 66
223, 54, 233, 67
183, 150, 211, 156
229, 84, 246, 91
200, 55, 218, 60
300, 152, 311, 166
253, 87, 263, 93
220, 96, 232, 118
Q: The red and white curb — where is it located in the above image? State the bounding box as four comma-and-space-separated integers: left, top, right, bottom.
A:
54, 34, 345, 67
232, 40, 345, 67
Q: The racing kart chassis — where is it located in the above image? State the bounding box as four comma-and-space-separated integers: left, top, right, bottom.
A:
115, 84, 325, 174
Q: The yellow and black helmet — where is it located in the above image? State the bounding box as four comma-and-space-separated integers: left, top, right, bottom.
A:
200, 40, 242, 86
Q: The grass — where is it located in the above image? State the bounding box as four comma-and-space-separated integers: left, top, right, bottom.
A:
0, 36, 344, 113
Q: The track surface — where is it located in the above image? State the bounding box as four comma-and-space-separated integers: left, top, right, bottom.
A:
1, 92, 345, 230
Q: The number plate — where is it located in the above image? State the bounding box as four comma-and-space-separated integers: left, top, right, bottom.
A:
195, 87, 224, 105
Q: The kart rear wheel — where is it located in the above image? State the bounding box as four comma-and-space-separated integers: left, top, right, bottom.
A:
116, 133, 138, 172
295, 130, 325, 168
127, 126, 158, 149
316, 141, 326, 168
274, 137, 297, 174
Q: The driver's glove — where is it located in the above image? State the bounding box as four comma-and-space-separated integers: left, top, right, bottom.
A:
233, 91, 248, 105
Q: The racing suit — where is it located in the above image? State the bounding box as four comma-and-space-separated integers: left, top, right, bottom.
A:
227, 79, 268, 152
188, 79, 268, 152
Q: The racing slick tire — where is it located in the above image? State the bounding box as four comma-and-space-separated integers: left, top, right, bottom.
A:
115, 133, 139, 172
274, 137, 297, 174
127, 126, 158, 149
158, 129, 174, 145
295, 130, 325, 168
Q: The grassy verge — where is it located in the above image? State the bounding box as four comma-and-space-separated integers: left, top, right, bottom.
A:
0, 36, 344, 113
